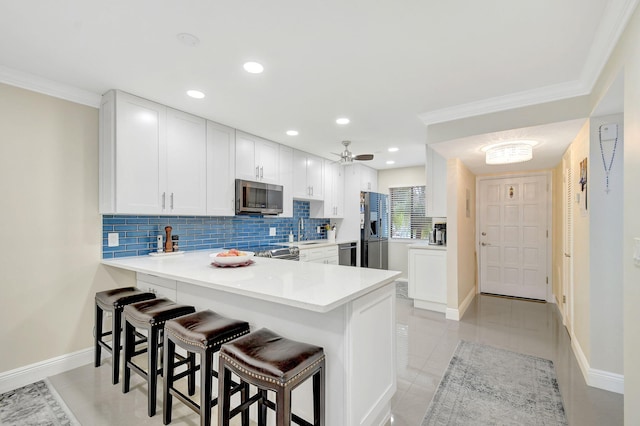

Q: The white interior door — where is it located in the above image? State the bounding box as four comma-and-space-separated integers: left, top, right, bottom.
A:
479, 175, 548, 300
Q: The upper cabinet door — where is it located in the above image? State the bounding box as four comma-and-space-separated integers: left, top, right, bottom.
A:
112, 91, 167, 214
235, 131, 280, 184
255, 138, 279, 184
278, 145, 294, 218
206, 121, 236, 216
359, 165, 378, 192
166, 108, 207, 215
292, 149, 324, 200
322, 160, 344, 218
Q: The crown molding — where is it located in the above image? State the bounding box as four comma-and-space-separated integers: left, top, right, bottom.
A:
580, 0, 640, 89
0, 65, 101, 108
419, 0, 639, 127
418, 80, 587, 126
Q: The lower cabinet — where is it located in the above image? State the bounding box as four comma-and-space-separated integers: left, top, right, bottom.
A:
137, 273, 177, 301
408, 248, 447, 312
299, 245, 339, 264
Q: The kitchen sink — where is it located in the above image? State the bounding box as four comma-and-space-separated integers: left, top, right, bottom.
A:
295, 240, 326, 245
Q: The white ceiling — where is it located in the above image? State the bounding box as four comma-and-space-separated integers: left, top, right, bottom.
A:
0, 0, 634, 171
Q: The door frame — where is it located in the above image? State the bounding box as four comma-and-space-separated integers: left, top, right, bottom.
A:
475, 171, 553, 302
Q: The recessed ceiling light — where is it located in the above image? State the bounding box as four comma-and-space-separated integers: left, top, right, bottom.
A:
186, 90, 205, 99
336, 117, 350, 125
386, 160, 395, 165
286, 130, 299, 136
243, 61, 264, 74
388, 147, 399, 152
176, 33, 200, 47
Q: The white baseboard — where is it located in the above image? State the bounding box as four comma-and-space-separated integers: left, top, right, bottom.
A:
571, 337, 624, 394
0, 347, 94, 394
445, 286, 476, 321
414, 299, 446, 313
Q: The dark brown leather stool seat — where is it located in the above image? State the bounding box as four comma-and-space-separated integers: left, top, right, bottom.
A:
122, 298, 196, 417
95, 287, 156, 384
218, 328, 325, 426
163, 310, 251, 426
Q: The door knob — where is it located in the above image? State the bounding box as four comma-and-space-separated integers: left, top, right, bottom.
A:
481, 232, 486, 236
481, 242, 491, 246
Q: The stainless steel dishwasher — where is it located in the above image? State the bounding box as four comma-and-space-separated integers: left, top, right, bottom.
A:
338, 242, 357, 266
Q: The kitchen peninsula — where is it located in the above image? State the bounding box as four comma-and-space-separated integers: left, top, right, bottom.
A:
102, 251, 401, 426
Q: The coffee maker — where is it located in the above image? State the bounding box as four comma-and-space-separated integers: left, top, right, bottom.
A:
430, 223, 447, 245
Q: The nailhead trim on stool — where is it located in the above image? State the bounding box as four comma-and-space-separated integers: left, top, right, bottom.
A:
217, 328, 325, 426
163, 310, 251, 426
122, 298, 196, 417
94, 287, 156, 385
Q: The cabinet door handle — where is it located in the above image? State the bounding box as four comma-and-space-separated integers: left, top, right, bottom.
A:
311, 186, 313, 196
162, 192, 166, 209
255, 166, 259, 179
170, 193, 174, 209
260, 166, 263, 178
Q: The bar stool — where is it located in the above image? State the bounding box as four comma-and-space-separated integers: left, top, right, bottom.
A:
122, 298, 196, 417
218, 328, 325, 426
95, 287, 156, 384
163, 310, 251, 426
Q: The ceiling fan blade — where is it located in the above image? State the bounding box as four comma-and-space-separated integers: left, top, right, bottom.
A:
354, 154, 374, 161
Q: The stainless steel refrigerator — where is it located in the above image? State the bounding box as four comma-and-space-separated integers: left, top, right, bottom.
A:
360, 191, 389, 269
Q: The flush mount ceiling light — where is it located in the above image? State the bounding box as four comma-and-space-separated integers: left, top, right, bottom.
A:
388, 147, 399, 152
286, 130, 299, 136
386, 160, 395, 165
243, 61, 264, 74
186, 90, 205, 99
336, 117, 350, 125
484, 141, 536, 165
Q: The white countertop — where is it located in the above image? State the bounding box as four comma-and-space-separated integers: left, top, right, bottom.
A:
102, 251, 400, 313
407, 242, 447, 251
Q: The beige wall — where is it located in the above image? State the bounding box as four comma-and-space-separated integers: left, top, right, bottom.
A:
446, 159, 477, 309
378, 166, 426, 279
569, 121, 591, 362
593, 5, 640, 423
0, 84, 135, 374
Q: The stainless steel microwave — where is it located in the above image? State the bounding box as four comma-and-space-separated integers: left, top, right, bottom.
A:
235, 179, 284, 215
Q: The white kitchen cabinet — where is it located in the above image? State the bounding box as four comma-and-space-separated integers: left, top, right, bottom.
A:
425, 146, 447, 217
235, 131, 279, 184
292, 149, 324, 200
278, 145, 294, 217
99, 90, 207, 215
206, 121, 236, 216
359, 164, 378, 192
299, 245, 339, 264
408, 246, 447, 312
137, 273, 177, 301
166, 108, 207, 215
322, 160, 344, 218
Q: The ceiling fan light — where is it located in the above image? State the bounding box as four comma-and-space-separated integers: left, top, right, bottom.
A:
485, 143, 533, 165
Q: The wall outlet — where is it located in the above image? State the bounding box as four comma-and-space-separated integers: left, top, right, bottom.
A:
108, 233, 119, 247
269, 227, 276, 236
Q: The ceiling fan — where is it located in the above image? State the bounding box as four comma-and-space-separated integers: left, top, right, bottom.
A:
333, 140, 374, 165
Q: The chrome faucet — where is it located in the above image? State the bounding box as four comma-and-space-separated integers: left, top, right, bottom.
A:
298, 217, 304, 242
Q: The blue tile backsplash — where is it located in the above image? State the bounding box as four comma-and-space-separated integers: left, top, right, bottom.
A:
102, 200, 330, 258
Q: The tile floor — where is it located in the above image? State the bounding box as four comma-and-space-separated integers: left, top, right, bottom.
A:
49, 286, 624, 425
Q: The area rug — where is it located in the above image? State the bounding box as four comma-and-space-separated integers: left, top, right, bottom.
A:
0, 379, 79, 425
422, 341, 567, 426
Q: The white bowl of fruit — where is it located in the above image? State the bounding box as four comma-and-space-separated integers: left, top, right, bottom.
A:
210, 249, 254, 266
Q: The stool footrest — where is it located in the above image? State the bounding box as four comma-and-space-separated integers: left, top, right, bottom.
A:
169, 387, 201, 412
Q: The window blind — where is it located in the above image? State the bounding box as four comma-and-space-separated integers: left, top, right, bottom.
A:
389, 186, 431, 239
